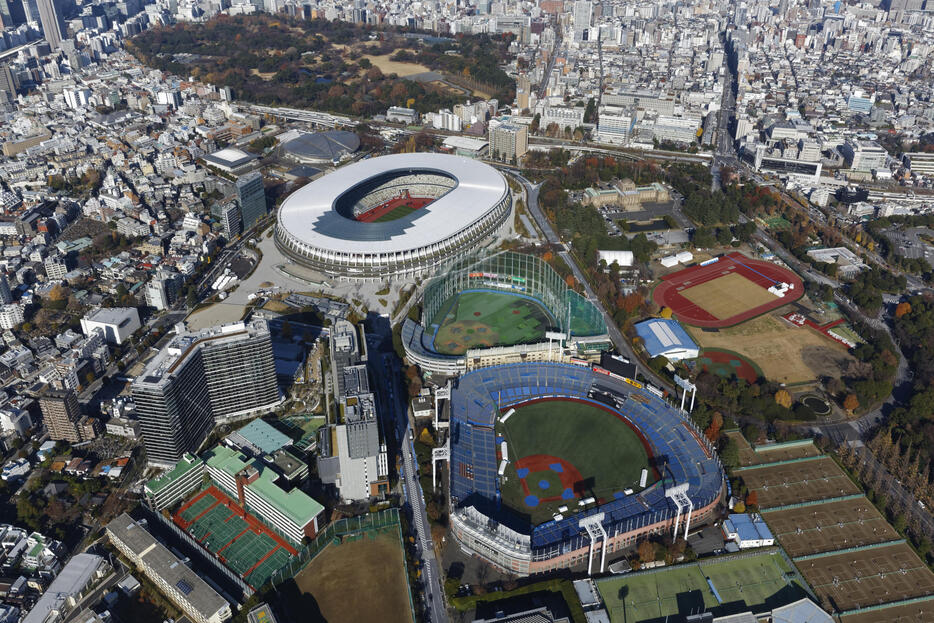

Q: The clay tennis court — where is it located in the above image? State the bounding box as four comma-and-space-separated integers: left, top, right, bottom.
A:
763, 497, 899, 558
653, 252, 803, 328
797, 542, 934, 612
737, 457, 861, 509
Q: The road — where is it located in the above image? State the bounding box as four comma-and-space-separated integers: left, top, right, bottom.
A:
366, 328, 446, 622
505, 168, 674, 392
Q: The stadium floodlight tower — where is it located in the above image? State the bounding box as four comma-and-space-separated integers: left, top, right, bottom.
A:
579, 513, 608, 575
675, 375, 697, 413
434, 381, 450, 430
666, 483, 693, 539
432, 441, 450, 490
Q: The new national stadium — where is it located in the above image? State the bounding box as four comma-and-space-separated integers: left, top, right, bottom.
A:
448, 362, 725, 576
402, 251, 612, 375
275, 153, 511, 280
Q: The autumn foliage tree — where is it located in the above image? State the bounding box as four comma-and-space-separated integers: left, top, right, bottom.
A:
774, 389, 792, 409
843, 393, 860, 412
637, 539, 655, 563
895, 301, 912, 318
704, 412, 723, 442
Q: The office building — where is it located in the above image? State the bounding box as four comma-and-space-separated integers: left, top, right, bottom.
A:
573, 0, 592, 40
219, 201, 242, 239
904, 152, 934, 177
0, 304, 24, 330
145, 270, 183, 311
132, 320, 280, 467
0, 65, 16, 99
107, 514, 232, 623
236, 172, 266, 231
489, 122, 528, 162
36, 0, 65, 50
317, 320, 389, 501
596, 106, 635, 144
842, 140, 888, 172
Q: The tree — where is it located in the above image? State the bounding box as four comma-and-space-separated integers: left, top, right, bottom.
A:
704, 412, 723, 442
659, 307, 673, 319
733, 500, 746, 513
843, 394, 860, 412
637, 539, 655, 563
895, 301, 912, 318
774, 389, 792, 409
745, 490, 758, 509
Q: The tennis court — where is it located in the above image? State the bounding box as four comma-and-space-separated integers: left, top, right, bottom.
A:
597, 550, 807, 622
173, 486, 298, 589
737, 457, 861, 509
431, 290, 554, 355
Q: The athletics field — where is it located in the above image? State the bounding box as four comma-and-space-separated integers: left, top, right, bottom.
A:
431, 291, 554, 355
497, 398, 652, 525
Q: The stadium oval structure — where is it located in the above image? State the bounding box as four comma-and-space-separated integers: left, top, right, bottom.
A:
275, 153, 511, 280
448, 362, 725, 576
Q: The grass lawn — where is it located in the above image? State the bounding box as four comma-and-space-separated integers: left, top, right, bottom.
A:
498, 399, 651, 525
432, 291, 553, 355
373, 203, 421, 222
597, 551, 807, 623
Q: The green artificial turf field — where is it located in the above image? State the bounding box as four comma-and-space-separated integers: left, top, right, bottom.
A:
372, 203, 421, 222
597, 551, 808, 623
497, 399, 651, 525
431, 291, 554, 355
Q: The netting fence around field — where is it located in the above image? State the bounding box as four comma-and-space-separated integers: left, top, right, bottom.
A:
423, 251, 606, 338
270, 507, 403, 586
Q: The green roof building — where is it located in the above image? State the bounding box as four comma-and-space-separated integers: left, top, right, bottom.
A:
144, 453, 205, 511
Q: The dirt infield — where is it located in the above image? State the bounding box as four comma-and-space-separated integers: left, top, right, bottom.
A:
797, 542, 934, 612
687, 313, 855, 385
763, 497, 900, 558
739, 457, 861, 509
653, 252, 803, 328
680, 272, 780, 320
291, 531, 413, 623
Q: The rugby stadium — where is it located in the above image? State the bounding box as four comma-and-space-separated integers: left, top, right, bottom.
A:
401, 251, 612, 374
275, 153, 511, 280
448, 362, 725, 576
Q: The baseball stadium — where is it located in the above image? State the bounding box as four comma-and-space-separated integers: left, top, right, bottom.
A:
275, 153, 511, 280
401, 251, 612, 375
448, 362, 725, 576
653, 252, 803, 328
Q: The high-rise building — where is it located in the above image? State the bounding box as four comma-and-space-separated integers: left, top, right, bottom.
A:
489, 122, 529, 162
0, 65, 16, 99
132, 320, 280, 467
0, 274, 12, 305
516, 74, 531, 111
236, 172, 266, 232
573, 0, 592, 40
219, 201, 242, 239
36, 0, 65, 50
39, 389, 83, 443
21, 0, 39, 24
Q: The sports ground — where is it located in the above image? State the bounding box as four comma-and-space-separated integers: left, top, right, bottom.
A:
497, 398, 652, 525
356, 194, 434, 222
173, 486, 297, 589
597, 550, 807, 623
653, 253, 803, 328
431, 291, 554, 355
291, 531, 413, 623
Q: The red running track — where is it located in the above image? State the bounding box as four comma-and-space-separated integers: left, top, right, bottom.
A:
356, 193, 434, 222
652, 252, 803, 328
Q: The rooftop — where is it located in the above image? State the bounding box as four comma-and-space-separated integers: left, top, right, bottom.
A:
145, 453, 203, 495
634, 318, 698, 357
227, 419, 291, 455
22, 553, 105, 623
205, 446, 323, 527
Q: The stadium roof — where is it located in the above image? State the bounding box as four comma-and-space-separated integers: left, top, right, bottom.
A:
634, 318, 699, 360
277, 153, 508, 255
281, 130, 360, 162
202, 147, 256, 171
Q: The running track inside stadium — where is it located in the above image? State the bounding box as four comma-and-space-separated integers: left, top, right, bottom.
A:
653, 252, 804, 328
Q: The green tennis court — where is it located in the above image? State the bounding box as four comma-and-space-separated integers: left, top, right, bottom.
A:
431, 291, 554, 355
597, 551, 807, 622
497, 398, 651, 525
